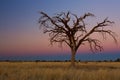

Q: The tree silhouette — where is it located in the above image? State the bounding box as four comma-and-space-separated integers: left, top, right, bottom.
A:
39, 11, 117, 67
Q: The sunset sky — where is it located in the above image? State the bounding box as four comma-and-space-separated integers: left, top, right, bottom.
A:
0, 0, 120, 61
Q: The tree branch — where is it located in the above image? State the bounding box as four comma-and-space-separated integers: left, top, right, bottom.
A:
39, 11, 117, 53
83, 38, 103, 52
76, 17, 116, 51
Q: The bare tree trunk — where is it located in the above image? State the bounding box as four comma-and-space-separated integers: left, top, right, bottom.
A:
71, 48, 76, 67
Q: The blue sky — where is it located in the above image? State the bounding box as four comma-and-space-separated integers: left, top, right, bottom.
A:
0, 0, 120, 60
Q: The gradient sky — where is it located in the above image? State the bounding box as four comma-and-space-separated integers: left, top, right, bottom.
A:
0, 0, 120, 60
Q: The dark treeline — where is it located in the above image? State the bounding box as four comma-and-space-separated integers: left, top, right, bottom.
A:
0, 58, 120, 62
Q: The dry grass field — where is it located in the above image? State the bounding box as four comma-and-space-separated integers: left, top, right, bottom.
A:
0, 62, 120, 80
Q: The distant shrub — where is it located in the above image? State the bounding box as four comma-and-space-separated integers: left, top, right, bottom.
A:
115, 58, 120, 62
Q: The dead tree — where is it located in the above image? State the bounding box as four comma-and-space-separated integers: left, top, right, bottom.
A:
39, 11, 117, 67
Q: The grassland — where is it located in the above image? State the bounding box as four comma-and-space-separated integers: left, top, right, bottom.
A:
0, 62, 120, 80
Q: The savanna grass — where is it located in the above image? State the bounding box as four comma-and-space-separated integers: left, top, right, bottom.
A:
0, 62, 120, 80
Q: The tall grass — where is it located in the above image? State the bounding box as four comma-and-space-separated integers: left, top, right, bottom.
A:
0, 62, 120, 80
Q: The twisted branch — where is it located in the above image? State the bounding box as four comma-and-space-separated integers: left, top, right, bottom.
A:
39, 11, 117, 53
